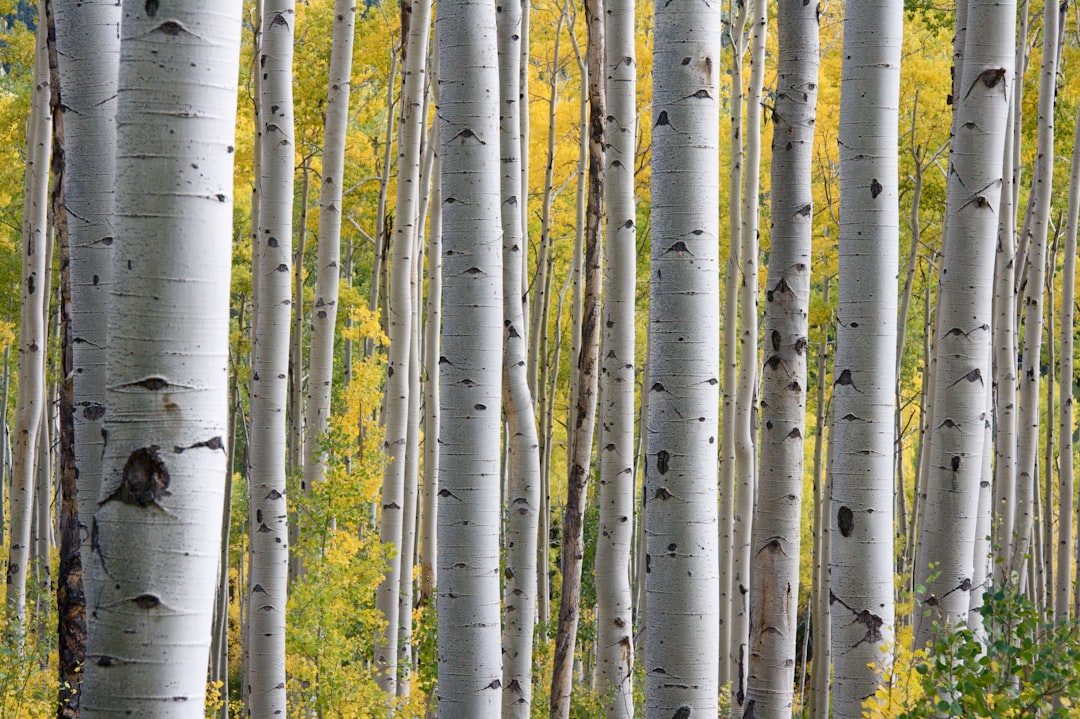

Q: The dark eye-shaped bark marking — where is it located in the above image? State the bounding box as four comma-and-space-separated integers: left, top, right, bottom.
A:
837, 505, 854, 537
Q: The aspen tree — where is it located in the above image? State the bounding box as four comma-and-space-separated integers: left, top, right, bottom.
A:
829, 2, 902, 715
498, 0, 541, 712
593, 0, 636, 710
645, 0, 721, 713
551, 0, 604, 711
80, 1, 240, 714
1055, 101, 1080, 624
302, 0, 356, 508
732, 1, 765, 713
746, 1, 818, 716
376, 0, 432, 691
1012, 0, 1057, 588
915, 0, 1016, 646
436, 0, 504, 711
247, 0, 296, 714
7, 6, 50, 627
719, 0, 748, 688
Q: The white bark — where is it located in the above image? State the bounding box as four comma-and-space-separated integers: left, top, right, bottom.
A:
915, 0, 1016, 646
593, 0, 635, 711
80, 2, 240, 713
376, 0, 432, 692
1012, 0, 1057, 588
719, 0, 747, 689
302, 0, 355, 504
436, 0, 504, 711
6, 10, 50, 626
645, 0, 721, 713
1057, 102, 1080, 624
247, 0, 295, 714
829, 2, 901, 715
53, 0, 120, 621
732, 1, 765, 713
746, 2, 818, 716
497, 0, 541, 713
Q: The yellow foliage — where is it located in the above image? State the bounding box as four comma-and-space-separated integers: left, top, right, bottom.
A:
862, 622, 928, 719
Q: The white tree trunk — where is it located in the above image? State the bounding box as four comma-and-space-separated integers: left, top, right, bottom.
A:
6, 9, 50, 626
645, 0, 721, 713
732, 2, 765, 713
376, 0, 432, 691
302, 0, 355, 505
53, 0, 120, 631
80, 2, 240, 714
829, 2, 902, 716
1056, 102, 1080, 624
436, 0, 504, 711
915, 0, 1016, 646
247, 0, 295, 714
746, 2, 818, 716
719, 0, 747, 689
593, 0, 635, 712
497, 0, 541, 713
1012, 0, 1057, 589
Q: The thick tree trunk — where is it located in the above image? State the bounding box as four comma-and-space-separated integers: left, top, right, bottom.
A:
746, 2, 818, 716
80, 2, 240, 713
247, 1, 295, 715
829, 2, 902, 716
645, 0, 721, 714
435, 0, 504, 711
915, 0, 1016, 646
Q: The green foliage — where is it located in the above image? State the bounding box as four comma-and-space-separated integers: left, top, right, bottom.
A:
867, 587, 1080, 719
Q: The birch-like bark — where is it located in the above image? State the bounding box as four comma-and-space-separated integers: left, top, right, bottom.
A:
593, 0, 636, 711
719, 0, 747, 688
436, 0, 504, 711
915, 0, 1015, 646
1012, 0, 1057, 588
733, 2, 765, 713
497, 0, 541, 713
829, 2, 901, 715
80, 2, 240, 714
809, 279, 832, 719
645, 0, 721, 713
247, 1, 295, 714
992, 99, 1018, 582
1056, 102, 1080, 624
53, 0, 119, 666
551, 2, 604, 712
746, 2, 818, 716
302, 0, 356, 508
375, 0, 430, 691
6, 10, 50, 626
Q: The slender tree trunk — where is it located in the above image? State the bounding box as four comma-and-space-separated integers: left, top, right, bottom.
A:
498, 0, 541, 713
593, 0, 636, 712
1012, 0, 1057, 589
435, 0, 504, 711
809, 279, 832, 719
247, 1, 295, 714
302, 0, 356, 511
719, 0, 747, 689
6, 8, 51, 628
746, 2, 818, 716
80, 2, 240, 713
1056, 101, 1080, 625
732, 2, 765, 714
915, 0, 1016, 646
551, 2, 604, 713
645, 0, 721, 713
829, 2, 902, 715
